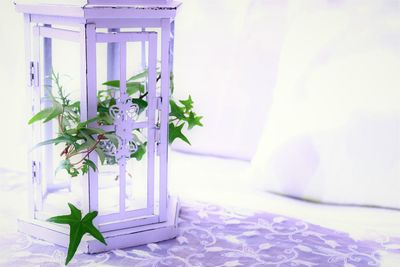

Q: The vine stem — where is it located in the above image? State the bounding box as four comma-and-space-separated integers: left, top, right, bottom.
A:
69, 134, 105, 166
139, 91, 148, 99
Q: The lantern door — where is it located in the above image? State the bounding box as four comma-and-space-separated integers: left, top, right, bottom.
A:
87, 29, 161, 231
29, 24, 84, 221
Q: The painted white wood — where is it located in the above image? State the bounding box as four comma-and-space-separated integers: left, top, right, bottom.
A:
79, 25, 90, 213
31, 14, 85, 26
141, 27, 147, 69
118, 41, 127, 216
14, 0, 88, 6
99, 215, 159, 232
32, 25, 43, 213
18, 0, 182, 253
38, 26, 80, 42
158, 18, 170, 222
24, 13, 35, 219
86, 24, 100, 214
88, 0, 171, 5
146, 32, 157, 213
96, 31, 151, 43
84, 6, 179, 19
96, 208, 151, 222
15, 4, 85, 17
99, 121, 148, 133
89, 223, 178, 253
14, 0, 173, 7
15, 2, 181, 19
42, 24, 54, 199
88, 18, 162, 28
18, 197, 180, 253
107, 28, 120, 82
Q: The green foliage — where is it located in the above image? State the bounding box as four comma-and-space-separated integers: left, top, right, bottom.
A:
131, 142, 147, 161
102, 80, 145, 95
187, 111, 204, 129
168, 95, 203, 144
29, 70, 203, 177
179, 95, 194, 111
29, 69, 203, 265
47, 203, 107, 265
28, 108, 53, 124
169, 123, 190, 145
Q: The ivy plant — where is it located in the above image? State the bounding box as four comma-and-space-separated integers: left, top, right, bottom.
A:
29, 70, 203, 265
47, 203, 106, 265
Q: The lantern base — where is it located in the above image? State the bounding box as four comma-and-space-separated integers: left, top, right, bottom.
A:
17, 196, 180, 254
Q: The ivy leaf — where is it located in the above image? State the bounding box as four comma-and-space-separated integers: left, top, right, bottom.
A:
104, 133, 119, 147
68, 167, 79, 177
67, 101, 80, 110
128, 70, 148, 81
84, 158, 97, 172
98, 113, 113, 125
131, 143, 146, 161
81, 164, 89, 175
56, 159, 72, 174
179, 95, 194, 111
56, 160, 79, 177
81, 159, 96, 175
102, 80, 144, 94
102, 80, 120, 88
169, 100, 185, 120
43, 102, 63, 123
47, 203, 107, 265
95, 147, 106, 165
84, 128, 106, 135
169, 123, 191, 145
28, 108, 53, 124
127, 83, 145, 95
131, 98, 148, 114
57, 159, 79, 177
28, 101, 63, 125
78, 130, 105, 164
187, 111, 203, 129
72, 141, 92, 154
77, 117, 98, 129
34, 134, 78, 149
78, 130, 97, 146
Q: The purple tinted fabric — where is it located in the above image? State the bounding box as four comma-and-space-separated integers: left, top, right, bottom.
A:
0, 171, 399, 266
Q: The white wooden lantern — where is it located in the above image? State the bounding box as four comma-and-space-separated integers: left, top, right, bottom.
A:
15, 0, 181, 253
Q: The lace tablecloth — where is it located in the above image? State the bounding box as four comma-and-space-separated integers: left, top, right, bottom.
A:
0, 169, 399, 266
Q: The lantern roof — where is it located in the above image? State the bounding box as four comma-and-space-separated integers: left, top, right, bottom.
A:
14, 0, 181, 18
14, 0, 175, 6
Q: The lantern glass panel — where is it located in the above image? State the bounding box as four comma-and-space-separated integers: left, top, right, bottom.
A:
34, 35, 84, 218
125, 128, 149, 211
94, 32, 158, 219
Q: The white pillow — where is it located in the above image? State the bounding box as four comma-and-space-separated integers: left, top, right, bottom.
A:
251, 1, 400, 209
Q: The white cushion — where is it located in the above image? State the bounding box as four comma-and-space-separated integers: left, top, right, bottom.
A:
251, 1, 400, 209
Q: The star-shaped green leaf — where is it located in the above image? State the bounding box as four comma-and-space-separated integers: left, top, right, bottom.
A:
47, 203, 107, 265
169, 123, 191, 145
131, 142, 147, 161
169, 100, 186, 120
131, 98, 148, 114
179, 95, 194, 111
187, 111, 203, 129
102, 80, 145, 94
